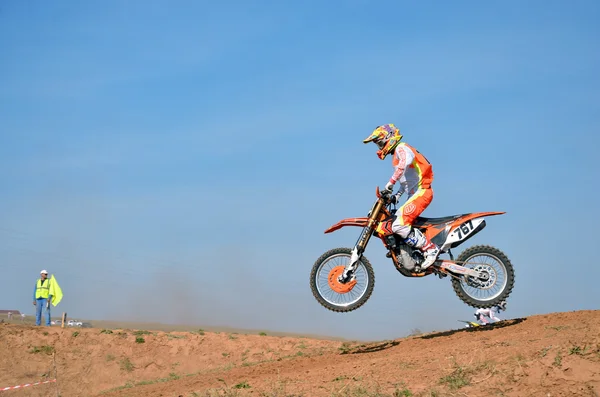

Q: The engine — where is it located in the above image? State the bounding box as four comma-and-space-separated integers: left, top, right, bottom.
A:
397, 243, 424, 271
384, 235, 424, 271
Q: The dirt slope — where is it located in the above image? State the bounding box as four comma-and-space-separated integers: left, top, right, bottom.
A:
1, 310, 599, 397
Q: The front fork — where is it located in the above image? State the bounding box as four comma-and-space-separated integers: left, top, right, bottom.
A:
340, 246, 362, 283
339, 206, 382, 283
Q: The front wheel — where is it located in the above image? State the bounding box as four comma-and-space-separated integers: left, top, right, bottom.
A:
310, 247, 375, 313
451, 245, 515, 308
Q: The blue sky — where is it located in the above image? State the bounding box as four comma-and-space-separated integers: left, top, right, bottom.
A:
1, 0, 599, 340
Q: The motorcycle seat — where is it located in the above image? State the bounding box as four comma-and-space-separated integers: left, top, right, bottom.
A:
413, 213, 470, 227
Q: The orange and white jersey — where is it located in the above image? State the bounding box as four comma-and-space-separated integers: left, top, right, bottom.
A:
390, 142, 434, 196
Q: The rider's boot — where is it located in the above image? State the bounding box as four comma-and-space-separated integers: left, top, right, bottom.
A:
403, 227, 440, 270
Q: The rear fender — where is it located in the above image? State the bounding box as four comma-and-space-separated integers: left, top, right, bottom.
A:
441, 211, 505, 250
324, 217, 369, 234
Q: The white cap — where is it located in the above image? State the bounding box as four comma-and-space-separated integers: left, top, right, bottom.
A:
40, 269, 48, 274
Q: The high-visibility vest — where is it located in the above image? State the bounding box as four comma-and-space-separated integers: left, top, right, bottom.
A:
35, 279, 50, 299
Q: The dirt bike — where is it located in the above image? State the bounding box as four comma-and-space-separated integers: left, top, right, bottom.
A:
310, 186, 515, 313
458, 320, 483, 328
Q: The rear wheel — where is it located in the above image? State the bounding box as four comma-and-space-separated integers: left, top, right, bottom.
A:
310, 247, 375, 313
451, 245, 515, 308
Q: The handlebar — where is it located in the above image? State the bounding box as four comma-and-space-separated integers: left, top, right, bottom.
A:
376, 186, 400, 207
376, 186, 392, 200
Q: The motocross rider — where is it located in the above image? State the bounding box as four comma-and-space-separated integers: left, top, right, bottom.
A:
363, 123, 440, 271
474, 300, 507, 325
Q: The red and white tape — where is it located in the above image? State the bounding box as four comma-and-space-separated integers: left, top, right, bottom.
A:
0, 379, 56, 392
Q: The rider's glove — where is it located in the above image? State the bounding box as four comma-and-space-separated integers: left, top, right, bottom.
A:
389, 192, 402, 205
380, 182, 394, 199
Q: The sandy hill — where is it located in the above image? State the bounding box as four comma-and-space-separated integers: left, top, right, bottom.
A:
1, 310, 598, 397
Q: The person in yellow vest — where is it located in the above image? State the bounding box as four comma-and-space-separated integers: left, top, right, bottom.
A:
33, 270, 53, 326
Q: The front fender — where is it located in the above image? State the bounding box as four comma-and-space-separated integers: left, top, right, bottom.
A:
324, 217, 369, 234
